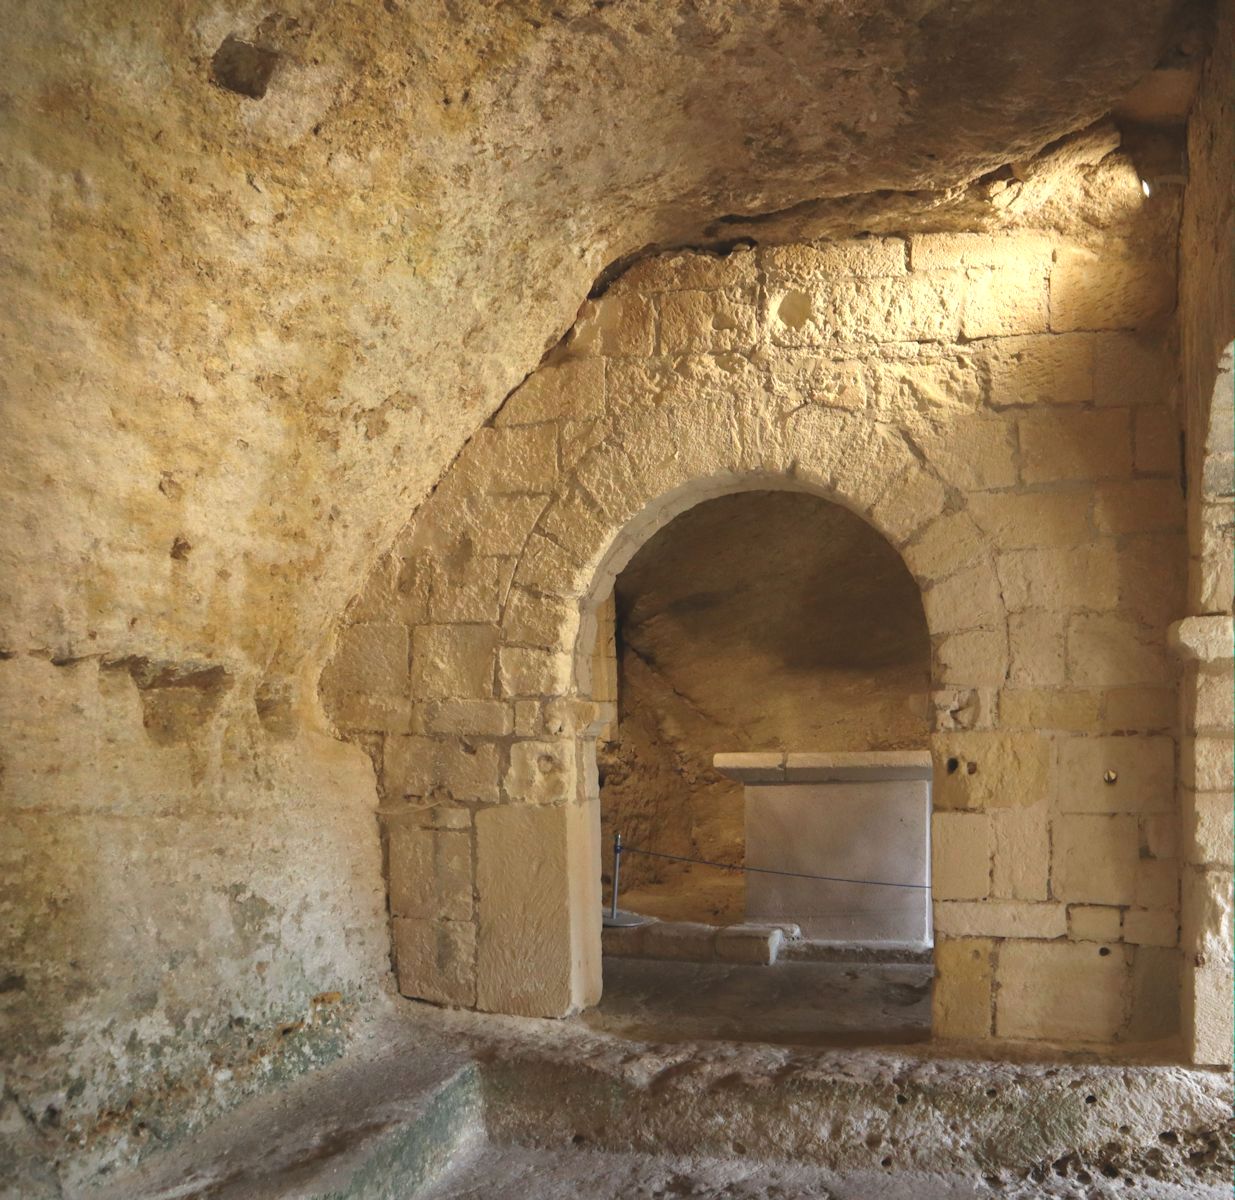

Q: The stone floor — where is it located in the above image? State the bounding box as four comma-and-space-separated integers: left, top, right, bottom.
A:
619, 867, 746, 925
85, 1002, 1232, 1200
419, 1138, 1223, 1200
584, 957, 933, 1046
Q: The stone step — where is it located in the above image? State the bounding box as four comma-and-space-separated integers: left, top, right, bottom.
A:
603, 917, 932, 966
91, 1020, 480, 1200
603, 919, 794, 965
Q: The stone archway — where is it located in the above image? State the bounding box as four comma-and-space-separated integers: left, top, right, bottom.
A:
365, 386, 1005, 1021
322, 240, 1187, 1050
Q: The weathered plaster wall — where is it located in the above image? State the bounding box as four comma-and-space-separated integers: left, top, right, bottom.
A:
0, 658, 390, 1190
0, 0, 1219, 1178
597, 490, 931, 901
325, 198, 1188, 1049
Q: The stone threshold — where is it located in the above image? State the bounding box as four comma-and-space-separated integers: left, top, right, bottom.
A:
603, 917, 933, 965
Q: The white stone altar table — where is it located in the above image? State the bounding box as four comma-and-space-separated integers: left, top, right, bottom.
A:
714, 751, 932, 948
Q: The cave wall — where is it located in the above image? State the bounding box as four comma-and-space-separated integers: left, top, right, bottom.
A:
0, 0, 1221, 1180
597, 490, 931, 899
325, 207, 1188, 1048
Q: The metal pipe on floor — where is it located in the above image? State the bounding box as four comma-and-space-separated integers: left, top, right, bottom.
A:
610, 831, 623, 920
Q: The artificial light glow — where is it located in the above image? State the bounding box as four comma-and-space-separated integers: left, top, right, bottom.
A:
1141, 178, 1153, 197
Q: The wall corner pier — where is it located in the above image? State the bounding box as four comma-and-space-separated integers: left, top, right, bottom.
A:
1169, 615, 1235, 1067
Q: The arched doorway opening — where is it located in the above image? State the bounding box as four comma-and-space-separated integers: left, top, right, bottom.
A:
582, 488, 934, 1043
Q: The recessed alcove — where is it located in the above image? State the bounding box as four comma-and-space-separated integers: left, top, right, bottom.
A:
595, 489, 931, 924
588, 488, 936, 1043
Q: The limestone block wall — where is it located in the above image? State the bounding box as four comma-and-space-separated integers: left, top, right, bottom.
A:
324, 223, 1191, 1050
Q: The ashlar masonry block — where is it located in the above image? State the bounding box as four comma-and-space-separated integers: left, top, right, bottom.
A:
1182, 865, 1234, 965
388, 825, 472, 921
1049, 244, 1174, 332
960, 263, 1049, 339
1053, 814, 1139, 905
1068, 905, 1122, 942
932, 811, 991, 900
1018, 409, 1132, 484
932, 936, 994, 1039
990, 805, 1050, 900
1056, 735, 1174, 814
505, 737, 577, 805
384, 734, 501, 804
1184, 790, 1235, 866
996, 544, 1120, 611
476, 802, 594, 1016
931, 732, 1051, 810
411, 625, 498, 700
393, 917, 476, 1007
1186, 963, 1235, 1066
996, 939, 1129, 1042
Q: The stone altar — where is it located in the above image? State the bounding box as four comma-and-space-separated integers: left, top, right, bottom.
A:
714, 752, 933, 948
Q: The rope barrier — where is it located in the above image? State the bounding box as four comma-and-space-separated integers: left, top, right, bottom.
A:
619, 843, 930, 890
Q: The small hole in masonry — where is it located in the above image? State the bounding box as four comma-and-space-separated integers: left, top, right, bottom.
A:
1099, 947, 1111, 957
946, 757, 959, 774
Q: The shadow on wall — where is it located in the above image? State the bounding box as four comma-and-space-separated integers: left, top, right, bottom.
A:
597, 490, 931, 917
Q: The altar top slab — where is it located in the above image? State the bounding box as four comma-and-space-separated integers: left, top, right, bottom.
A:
713, 751, 933, 784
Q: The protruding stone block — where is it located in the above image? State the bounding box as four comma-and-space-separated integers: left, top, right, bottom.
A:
1185, 963, 1235, 1065
505, 738, 577, 804
715, 925, 784, 964
475, 801, 596, 1016
642, 921, 718, 960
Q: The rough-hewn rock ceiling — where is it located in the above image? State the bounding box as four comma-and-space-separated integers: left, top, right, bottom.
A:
0, 0, 1206, 690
